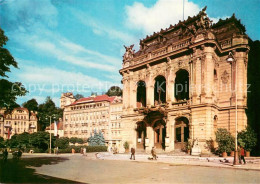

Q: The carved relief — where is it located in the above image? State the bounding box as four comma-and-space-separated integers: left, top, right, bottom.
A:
221, 70, 229, 84
123, 44, 135, 62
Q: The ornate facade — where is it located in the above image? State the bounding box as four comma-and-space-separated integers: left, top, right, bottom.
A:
0, 108, 38, 139
119, 7, 249, 153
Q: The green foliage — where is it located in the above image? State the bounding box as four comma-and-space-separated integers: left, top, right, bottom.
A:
58, 146, 107, 153
74, 94, 84, 100
22, 98, 38, 112
55, 137, 69, 149
186, 139, 193, 150
69, 137, 78, 144
29, 131, 56, 152
123, 141, 129, 150
215, 128, 235, 153
106, 86, 122, 97
238, 126, 257, 151
37, 96, 63, 130
88, 130, 105, 146
0, 136, 5, 147
0, 27, 27, 109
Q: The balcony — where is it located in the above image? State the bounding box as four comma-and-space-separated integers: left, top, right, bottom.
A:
29, 125, 36, 129
4, 124, 11, 128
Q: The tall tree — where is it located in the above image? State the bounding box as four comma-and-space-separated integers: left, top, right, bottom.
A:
106, 86, 122, 97
22, 98, 38, 112
38, 97, 63, 130
74, 94, 84, 100
0, 27, 27, 109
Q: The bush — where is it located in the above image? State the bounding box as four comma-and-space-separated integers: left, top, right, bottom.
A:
215, 128, 235, 153
123, 141, 129, 150
238, 126, 257, 151
55, 137, 69, 149
58, 146, 107, 153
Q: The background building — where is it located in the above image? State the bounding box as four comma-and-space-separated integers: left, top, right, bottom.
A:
0, 107, 38, 139
119, 8, 249, 153
45, 119, 64, 138
108, 96, 123, 151
62, 93, 122, 144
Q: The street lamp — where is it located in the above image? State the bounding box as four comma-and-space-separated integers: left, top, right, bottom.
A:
226, 52, 240, 166
46, 115, 56, 154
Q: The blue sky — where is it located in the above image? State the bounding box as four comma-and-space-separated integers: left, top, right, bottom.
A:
0, 0, 259, 106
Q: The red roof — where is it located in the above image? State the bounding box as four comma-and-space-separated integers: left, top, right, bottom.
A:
69, 95, 116, 106
46, 121, 63, 130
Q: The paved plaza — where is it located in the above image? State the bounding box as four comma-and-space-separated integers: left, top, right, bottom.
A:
1, 153, 260, 183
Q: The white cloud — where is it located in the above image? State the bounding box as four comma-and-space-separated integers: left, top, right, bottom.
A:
12, 27, 121, 72
126, 0, 200, 35
72, 9, 138, 45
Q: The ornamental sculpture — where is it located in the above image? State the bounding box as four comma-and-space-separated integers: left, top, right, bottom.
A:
123, 44, 135, 62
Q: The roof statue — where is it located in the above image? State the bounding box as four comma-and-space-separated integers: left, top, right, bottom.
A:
123, 44, 135, 62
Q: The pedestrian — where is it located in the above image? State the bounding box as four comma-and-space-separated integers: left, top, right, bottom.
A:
80, 148, 83, 154
83, 148, 86, 156
72, 148, 75, 154
238, 145, 242, 164
130, 147, 135, 160
151, 146, 157, 160
240, 146, 246, 164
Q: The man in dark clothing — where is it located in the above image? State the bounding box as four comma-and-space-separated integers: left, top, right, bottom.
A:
130, 147, 135, 160
240, 146, 246, 164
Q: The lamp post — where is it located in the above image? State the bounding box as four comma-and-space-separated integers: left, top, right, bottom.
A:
46, 115, 56, 154
226, 52, 240, 166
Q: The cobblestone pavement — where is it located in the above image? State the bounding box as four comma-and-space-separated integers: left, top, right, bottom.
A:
97, 152, 260, 171
21, 153, 260, 183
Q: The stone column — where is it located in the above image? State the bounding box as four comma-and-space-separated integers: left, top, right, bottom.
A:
146, 77, 154, 106
146, 126, 154, 153
129, 80, 137, 109
165, 116, 175, 152
122, 76, 130, 109
203, 46, 215, 103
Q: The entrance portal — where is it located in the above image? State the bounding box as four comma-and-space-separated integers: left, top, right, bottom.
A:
136, 121, 146, 150
153, 119, 166, 150
174, 117, 189, 150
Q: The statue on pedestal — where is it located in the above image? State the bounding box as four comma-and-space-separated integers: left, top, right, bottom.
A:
191, 138, 201, 156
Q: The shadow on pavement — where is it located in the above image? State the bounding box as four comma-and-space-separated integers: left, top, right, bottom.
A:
0, 157, 85, 183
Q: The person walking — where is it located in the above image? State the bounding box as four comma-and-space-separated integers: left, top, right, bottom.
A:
130, 147, 135, 160
240, 146, 246, 164
238, 145, 242, 164
151, 146, 157, 160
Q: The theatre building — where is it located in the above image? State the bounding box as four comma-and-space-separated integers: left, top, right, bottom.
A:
119, 8, 249, 153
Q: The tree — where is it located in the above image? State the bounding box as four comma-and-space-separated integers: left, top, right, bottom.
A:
69, 137, 78, 144
0, 136, 4, 148
238, 126, 257, 152
215, 128, 235, 153
29, 131, 56, 151
23, 98, 38, 112
74, 94, 84, 100
106, 86, 122, 97
0, 27, 27, 109
37, 96, 63, 130
88, 130, 105, 146
55, 137, 69, 149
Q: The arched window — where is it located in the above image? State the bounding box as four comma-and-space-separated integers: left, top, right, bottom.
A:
136, 81, 146, 107
175, 69, 189, 101
154, 75, 166, 105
